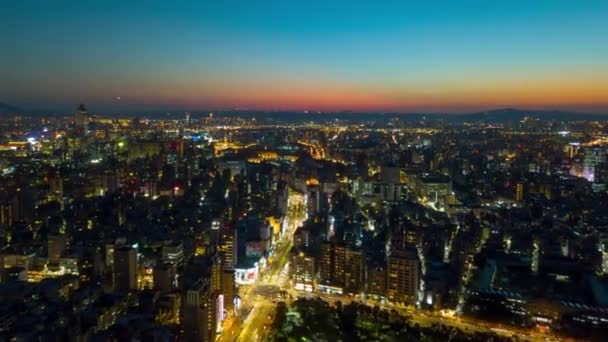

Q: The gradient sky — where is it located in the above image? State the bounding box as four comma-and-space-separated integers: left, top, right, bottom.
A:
1, 0, 608, 113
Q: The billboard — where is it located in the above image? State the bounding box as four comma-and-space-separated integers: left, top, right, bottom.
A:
245, 241, 265, 258
235, 265, 259, 285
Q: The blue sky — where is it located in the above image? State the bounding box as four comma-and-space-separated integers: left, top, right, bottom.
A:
1, 0, 607, 112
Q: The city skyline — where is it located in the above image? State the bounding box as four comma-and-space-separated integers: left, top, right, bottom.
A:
2, 0, 608, 113
3, 3, 608, 340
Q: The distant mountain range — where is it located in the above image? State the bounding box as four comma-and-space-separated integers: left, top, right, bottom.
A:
0, 101, 606, 123
451, 108, 608, 123
0, 102, 23, 115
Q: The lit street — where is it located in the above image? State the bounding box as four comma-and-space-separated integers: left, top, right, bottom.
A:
218, 190, 303, 342
4, 2, 608, 341
219, 187, 560, 342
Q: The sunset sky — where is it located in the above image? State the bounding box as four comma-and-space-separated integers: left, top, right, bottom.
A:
1, 0, 607, 113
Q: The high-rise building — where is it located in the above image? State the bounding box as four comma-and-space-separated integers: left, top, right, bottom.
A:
564, 144, 578, 159
319, 242, 363, 294
338, 244, 363, 294
387, 249, 420, 305
583, 147, 606, 182
367, 264, 387, 298
222, 269, 235, 313
412, 174, 452, 205
306, 183, 328, 217
113, 247, 137, 292
154, 262, 176, 293
183, 284, 208, 342
516, 182, 524, 202
210, 255, 222, 292
48, 234, 67, 263
0, 199, 13, 227
73, 104, 89, 132
183, 281, 218, 342
162, 242, 184, 266
10, 188, 35, 225
275, 181, 289, 216
319, 242, 333, 289
378, 183, 403, 202
593, 162, 608, 192
185, 112, 191, 127
219, 227, 237, 270
291, 251, 315, 292
293, 227, 312, 250
48, 173, 63, 201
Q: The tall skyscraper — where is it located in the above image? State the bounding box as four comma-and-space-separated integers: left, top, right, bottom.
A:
319, 241, 363, 294
0, 198, 13, 227
219, 227, 237, 270
337, 243, 363, 294
185, 112, 191, 127
210, 255, 222, 292
183, 284, 208, 342
594, 162, 608, 192
306, 182, 328, 217
387, 249, 420, 305
48, 172, 63, 201
319, 242, 333, 287
154, 262, 176, 293
291, 251, 315, 292
162, 242, 185, 266
48, 234, 67, 263
113, 247, 137, 292
183, 281, 218, 342
73, 104, 89, 133
222, 269, 235, 313
583, 147, 606, 182
367, 264, 387, 298
10, 188, 34, 225
516, 182, 524, 202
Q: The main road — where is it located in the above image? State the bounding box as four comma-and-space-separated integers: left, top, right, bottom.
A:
218, 190, 304, 342
218, 188, 559, 342
290, 291, 560, 342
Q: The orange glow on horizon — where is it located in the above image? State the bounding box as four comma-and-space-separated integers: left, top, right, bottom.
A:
29, 69, 608, 113
126, 76, 608, 112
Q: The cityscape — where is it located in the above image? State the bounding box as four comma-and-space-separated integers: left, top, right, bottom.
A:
2, 1, 608, 342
